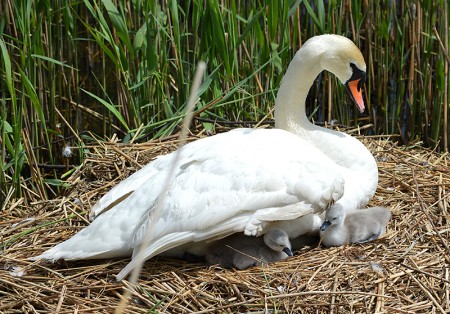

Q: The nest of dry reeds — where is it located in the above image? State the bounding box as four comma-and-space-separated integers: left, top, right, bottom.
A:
1, 130, 449, 313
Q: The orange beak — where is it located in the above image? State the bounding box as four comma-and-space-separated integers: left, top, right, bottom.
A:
346, 79, 365, 113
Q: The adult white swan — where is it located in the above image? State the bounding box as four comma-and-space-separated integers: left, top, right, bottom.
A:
32, 35, 378, 280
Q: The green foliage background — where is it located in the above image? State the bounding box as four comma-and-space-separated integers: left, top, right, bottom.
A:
0, 0, 449, 205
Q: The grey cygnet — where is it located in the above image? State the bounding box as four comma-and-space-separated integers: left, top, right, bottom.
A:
320, 205, 391, 247
205, 229, 293, 269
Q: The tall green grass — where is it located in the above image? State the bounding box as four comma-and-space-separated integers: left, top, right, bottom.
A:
0, 0, 449, 205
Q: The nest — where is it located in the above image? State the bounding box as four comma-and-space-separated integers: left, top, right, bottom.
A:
1, 130, 450, 313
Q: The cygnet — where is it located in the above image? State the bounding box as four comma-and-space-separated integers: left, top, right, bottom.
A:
205, 229, 293, 269
320, 205, 391, 247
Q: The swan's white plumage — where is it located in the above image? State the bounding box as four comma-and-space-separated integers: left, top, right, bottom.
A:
36, 129, 343, 258
32, 35, 379, 281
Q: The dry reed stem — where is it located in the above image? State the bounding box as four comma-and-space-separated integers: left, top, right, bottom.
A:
1, 132, 449, 313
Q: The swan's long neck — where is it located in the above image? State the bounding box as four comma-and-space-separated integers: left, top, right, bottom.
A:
274, 39, 378, 210
274, 47, 322, 134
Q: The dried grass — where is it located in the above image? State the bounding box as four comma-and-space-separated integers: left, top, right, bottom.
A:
1, 131, 450, 313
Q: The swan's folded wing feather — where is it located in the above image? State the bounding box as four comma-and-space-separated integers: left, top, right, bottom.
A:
129, 128, 345, 248
89, 161, 163, 220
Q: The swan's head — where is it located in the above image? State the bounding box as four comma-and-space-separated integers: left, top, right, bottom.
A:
264, 229, 293, 256
320, 204, 346, 231
303, 35, 367, 113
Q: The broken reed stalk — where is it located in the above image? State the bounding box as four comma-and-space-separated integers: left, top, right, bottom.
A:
433, 25, 449, 152
115, 61, 206, 313
444, 5, 448, 153
433, 27, 450, 64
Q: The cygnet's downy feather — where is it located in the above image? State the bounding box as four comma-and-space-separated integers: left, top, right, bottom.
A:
205, 229, 293, 269
320, 205, 391, 247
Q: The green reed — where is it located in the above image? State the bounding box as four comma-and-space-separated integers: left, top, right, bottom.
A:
0, 0, 448, 204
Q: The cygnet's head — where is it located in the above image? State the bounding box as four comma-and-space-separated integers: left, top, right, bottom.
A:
320, 204, 346, 231
264, 229, 293, 256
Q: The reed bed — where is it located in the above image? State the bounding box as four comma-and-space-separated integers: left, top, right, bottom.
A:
1, 130, 449, 313
1, 0, 449, 202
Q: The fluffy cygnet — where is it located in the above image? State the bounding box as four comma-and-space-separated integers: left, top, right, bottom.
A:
205, 229, 293, 269
320, 205, 391, 247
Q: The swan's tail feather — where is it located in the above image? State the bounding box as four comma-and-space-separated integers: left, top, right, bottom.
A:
29, 247, 113, 262
30, 239, 133, 262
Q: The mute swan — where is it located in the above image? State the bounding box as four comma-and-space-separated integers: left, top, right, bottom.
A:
320, 206, 391, 247
205, 229, 293, 269
31, 35, 378, 281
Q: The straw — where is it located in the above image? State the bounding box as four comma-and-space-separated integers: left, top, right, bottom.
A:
1, 131, 449, 313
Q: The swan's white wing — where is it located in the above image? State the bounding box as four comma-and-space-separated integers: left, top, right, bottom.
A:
129, 128, 345, 242
32, 128, 345, 269
116, 128, 345, 279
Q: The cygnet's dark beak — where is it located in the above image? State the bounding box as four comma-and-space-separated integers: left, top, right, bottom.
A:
320, 220, 331, 231
282, 247, 293, 257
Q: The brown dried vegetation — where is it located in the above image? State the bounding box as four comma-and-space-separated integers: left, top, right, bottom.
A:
1, 132, 449, 313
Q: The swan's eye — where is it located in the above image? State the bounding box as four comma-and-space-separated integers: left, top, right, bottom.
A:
349, 63, 366, 91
